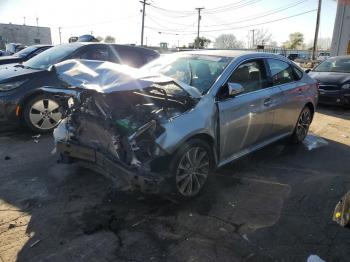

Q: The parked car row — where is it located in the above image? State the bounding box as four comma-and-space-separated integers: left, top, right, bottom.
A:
0, 42, 160, 132
0, 41, 347, 197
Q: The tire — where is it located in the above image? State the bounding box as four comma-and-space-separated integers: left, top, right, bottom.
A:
169, 139, 215, 199
23, 94, 62, 133
291, 106, 312, 143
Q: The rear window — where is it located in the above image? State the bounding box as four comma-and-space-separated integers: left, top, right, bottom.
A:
267, 59, 295, 86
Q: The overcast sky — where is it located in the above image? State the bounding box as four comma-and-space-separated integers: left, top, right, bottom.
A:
0, 0, 337, 47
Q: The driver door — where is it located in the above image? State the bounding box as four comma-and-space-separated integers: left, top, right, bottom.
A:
217, 59, 275, 163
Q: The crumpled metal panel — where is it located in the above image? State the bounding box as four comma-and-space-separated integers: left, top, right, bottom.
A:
52, 59, 201, 98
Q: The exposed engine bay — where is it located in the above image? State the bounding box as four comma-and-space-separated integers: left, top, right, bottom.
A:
59, 81, 197, 172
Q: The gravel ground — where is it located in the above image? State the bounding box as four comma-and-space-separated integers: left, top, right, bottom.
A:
0, 105, 349, 262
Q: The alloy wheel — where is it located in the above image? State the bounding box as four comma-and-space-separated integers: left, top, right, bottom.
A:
176, 147, 210, 197
29, 99, 62, 130
296, 108, 311, 141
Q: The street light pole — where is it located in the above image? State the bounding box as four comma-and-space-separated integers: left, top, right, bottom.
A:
195, 7, 204, 49
140, 0, 150, 46
312, 0, 322, 60
58, 27, 62, 44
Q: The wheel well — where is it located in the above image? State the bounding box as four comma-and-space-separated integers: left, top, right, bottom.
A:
185, 133, 218, 164
18, 91, 44, 117
305, 102, 315, 119
186, 133, 214, 147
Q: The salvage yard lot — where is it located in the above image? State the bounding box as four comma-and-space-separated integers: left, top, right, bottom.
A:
0, 105, 349, 262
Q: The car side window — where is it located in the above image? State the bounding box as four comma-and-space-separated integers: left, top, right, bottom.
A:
75, 45, 117, 63
267, 59, 295, 85
228, 59, 268, 94
114, 47, 144, 68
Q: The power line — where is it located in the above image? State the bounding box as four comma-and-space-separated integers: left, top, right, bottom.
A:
145, 9, 317, 35
201, 0, 309, 28
203, 0, 262, 14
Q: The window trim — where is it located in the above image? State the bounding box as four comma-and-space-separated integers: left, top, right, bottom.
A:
216, 58, 270, 101
265, 58, 302, 87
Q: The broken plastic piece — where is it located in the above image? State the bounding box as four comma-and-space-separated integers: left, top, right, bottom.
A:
333, 191, 350, 227
303, 135, 328, 151
32, 134, 41, 143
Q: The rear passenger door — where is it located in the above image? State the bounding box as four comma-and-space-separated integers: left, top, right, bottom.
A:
217, 59, 275, 161
266, 59, 303, 135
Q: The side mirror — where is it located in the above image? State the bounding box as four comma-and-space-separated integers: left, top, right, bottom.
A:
305, 69, 311, 74
227, 82, 244, 96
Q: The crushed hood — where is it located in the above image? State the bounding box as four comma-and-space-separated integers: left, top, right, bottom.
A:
53, 59, 201, 98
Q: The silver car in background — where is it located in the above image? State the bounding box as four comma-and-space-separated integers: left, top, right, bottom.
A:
51, 50, 318, 198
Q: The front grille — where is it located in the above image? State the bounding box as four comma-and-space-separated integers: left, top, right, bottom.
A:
319, 84, 341, 91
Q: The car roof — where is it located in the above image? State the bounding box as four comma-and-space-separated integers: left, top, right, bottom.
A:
174, 50, 287, 60
64, 42, 159, 54
33, 44, 53, 48
180, 49, 253, 58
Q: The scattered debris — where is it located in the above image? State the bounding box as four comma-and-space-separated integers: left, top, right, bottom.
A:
228, 201, 235, 208
303, 135, 328, 151
4, 156, 11, 160
32, 134, 41, 143
30, 239, 41, 248
333, 191, 350, 227
242, 234, 249, 242
307, 255, 326, 262
8, 223, 16, 229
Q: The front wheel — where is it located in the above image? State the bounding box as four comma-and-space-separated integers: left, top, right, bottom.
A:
170, 139, 214, 199
23, 94, 62, 133
291, 106, 312, 143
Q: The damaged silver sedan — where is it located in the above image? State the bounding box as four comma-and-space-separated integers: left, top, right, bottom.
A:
48, 51, 318, 198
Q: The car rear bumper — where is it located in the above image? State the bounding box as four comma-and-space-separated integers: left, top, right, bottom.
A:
318, 89, 350, 106
57, 141, 171, 194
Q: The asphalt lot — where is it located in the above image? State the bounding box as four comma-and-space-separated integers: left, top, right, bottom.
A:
0, 105, 349, 262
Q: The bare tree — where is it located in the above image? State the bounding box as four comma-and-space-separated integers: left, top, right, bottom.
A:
104, 35, 116, 43
96, 36, 103, 42
283, 32, 305, 49
254, 28, 273, 46
214, 34, 244, 49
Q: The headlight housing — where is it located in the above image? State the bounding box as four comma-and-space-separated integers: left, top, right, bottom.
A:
0, 79, 27, 91
341, 83, 350, 90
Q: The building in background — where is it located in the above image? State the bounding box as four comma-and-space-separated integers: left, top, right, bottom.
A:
331, 1, 350, 56
0, 23, 52, 49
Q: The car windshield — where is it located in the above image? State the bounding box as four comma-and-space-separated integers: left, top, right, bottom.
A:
13, 46, 38, 58
314, 58, 350, 73
142, 54, 231, 94
23, 44, 82, 70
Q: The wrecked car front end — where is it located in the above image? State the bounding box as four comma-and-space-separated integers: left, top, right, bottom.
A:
49, 59, 210, 194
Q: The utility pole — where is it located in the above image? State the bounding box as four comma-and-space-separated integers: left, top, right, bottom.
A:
195, 7, 204, 49
312, 0, 322, 60
250, 29, 257, 49
23, 16, 26, 25
140, 0, 150, 46
58, 27, 62, 44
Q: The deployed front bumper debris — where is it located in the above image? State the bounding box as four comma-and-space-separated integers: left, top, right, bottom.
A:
57, 141, 171, 194
333, 191, 350, 227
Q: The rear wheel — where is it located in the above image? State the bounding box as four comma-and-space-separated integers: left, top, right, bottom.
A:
23, 94, 62, 133
170, 139, 214, 199
291, 106, 312, 143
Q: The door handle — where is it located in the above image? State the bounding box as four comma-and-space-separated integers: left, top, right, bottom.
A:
263, 98, 272, 106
